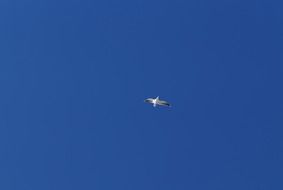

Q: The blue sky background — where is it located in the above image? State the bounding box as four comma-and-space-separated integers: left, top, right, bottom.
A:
0, 0, 282, 189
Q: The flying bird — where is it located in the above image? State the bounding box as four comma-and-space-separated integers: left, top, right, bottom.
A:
144, 96, 171, 107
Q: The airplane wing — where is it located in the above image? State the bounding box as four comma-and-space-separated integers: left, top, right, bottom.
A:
158, 100, 171, 107
144, 98, 154, 103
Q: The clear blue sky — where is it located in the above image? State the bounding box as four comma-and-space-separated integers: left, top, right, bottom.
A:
0, 0, 282, 189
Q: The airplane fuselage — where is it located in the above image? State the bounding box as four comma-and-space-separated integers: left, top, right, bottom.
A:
152, 96, 159, 107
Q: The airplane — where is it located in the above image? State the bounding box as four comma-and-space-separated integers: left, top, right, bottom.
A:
144, 96, 171, 107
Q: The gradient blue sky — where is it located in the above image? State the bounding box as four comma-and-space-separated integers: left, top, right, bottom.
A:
0, 0, 282, 189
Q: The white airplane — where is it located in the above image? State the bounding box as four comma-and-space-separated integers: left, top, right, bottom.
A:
144, 96, 171, 107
